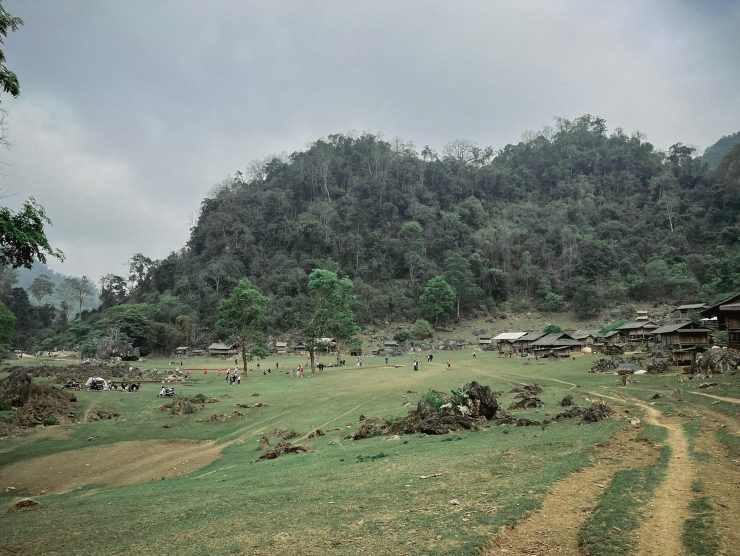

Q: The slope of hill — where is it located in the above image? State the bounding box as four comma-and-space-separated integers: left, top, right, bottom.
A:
702, 130, 740, 169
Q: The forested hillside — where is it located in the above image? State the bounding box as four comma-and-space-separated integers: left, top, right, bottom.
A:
4, 115, 740, 355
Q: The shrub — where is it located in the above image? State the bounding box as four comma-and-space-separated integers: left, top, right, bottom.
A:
543, 324, 564, 334
0, 413, 11, 424
422, 389, 444, 413
411, 319, 434, 339
0, 400, 11, 411
512, 299, 530, 313
393, 330, 412, 343
43, 415, 57, 426
192, 393, 207, 404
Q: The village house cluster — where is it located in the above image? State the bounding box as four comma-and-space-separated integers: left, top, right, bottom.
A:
486, 294, 740, 365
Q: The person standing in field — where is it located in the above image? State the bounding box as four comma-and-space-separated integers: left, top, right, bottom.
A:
237, 374, 241, 385
447, 359, 451, 369
473, 352, 476, 359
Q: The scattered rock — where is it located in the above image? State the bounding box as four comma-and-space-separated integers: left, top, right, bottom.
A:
307, 428, 325, 439
555, 407, 584, 421
282, 429, 300, 440
651, 392, 665, 399
508, 397, 542, 410
697, 382, 719, 389
449, 499, 460, 505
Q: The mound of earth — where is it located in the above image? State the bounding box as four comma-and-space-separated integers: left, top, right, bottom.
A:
8, 499, 42, 513
589, 357, 623, 374
0, 369, 77, 428
254, 441, 310, 463
694, 348, 740, 375
558, 395, 575, 407
555, 407, 584, 420
0, 421, 21, 437
580, 404, 614, 424
508, 397, 542, 410
87, 410, 120, 421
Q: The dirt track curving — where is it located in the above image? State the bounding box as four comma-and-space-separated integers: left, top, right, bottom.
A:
480, 426, 658, 555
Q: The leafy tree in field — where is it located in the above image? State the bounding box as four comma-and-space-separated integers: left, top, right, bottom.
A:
0, 299, 15, 357
217, 278, 267, 376
95, 304, 155, 355
28, 274, 54, 304
72, 276, 94, 318
305, 269, 360, 373
411, 318, 433, 339
543, 324, 564, 334
443, 252, 483, 318
420, 276, 456, 324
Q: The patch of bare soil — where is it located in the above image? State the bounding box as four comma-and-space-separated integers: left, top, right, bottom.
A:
634, 406, 696, 556
0, 439, 224, 495
479, 425, 659, 555
694, 422, 740, 556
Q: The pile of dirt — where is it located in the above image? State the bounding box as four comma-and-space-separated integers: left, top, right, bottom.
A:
282, 429, 300, 440
0, 369, 77, 427
516, 418, 542, 427
7, 498, 42, 513
206, 411, 243, 422
558, 395, 575, 407
350, 418, 389, 439
579, 403, 614, 424
157, 396, 210, 415
234, 402, 269, 409
555, 407, 584, 420
191, 394, 219, 404
589, 357, 623, 374
306, 428, 325, 439
0, 421, 21, 437
257, 427, 288, 451
254, 441, 310, 463
494, 409, 517, 424
507, 397, 542, 410
694, 348, 740, 375
87, 410, 120, 421
508, 384, 543, 396
646, 358, 669, 374
647, 343, 672, 358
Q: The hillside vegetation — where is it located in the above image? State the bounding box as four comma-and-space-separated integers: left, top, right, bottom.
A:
4, 116, 740, 355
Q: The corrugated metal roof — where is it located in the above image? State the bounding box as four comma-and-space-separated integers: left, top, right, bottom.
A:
720, 304, 740, 311
675, 303, 707, 310
532, 333, 566, 346
493, 332, 528, 341
604, 330, 622, 337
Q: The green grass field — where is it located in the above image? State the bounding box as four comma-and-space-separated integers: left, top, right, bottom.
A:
0, 351, 737, 555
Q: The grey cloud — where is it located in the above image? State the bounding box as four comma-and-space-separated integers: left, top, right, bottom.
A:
1, 0, 738, 280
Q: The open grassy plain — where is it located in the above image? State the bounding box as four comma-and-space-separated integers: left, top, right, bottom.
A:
1, 351, 738, 555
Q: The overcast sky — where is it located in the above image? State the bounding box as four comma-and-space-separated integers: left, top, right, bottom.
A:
2, 0, 739, 282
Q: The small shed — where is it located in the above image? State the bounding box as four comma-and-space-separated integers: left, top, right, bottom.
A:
175, 346, 189, 355
478, 335, 492, 346
531, 332, 582, 356
636, 310, 649, 321
672, 348, 696, 366
191, 349, 205, 356
314, 338, 337, 354
208, 343, 237, 356
293, 342, 307, 353
275, 341, 288, 355
673, 303, 708, 322
349, 347, 362, 357
384, 340, 399, 348
603, 330, 626, 345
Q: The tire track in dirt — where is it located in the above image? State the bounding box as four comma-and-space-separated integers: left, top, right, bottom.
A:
479, 426, 659, 555
627, 403, 695, 556
693, 420, 740, 556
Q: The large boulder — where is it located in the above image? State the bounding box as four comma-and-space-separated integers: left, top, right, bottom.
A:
463, 381, 499, 419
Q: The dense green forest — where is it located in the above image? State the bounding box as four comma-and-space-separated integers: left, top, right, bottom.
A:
2, 115, 740, 356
